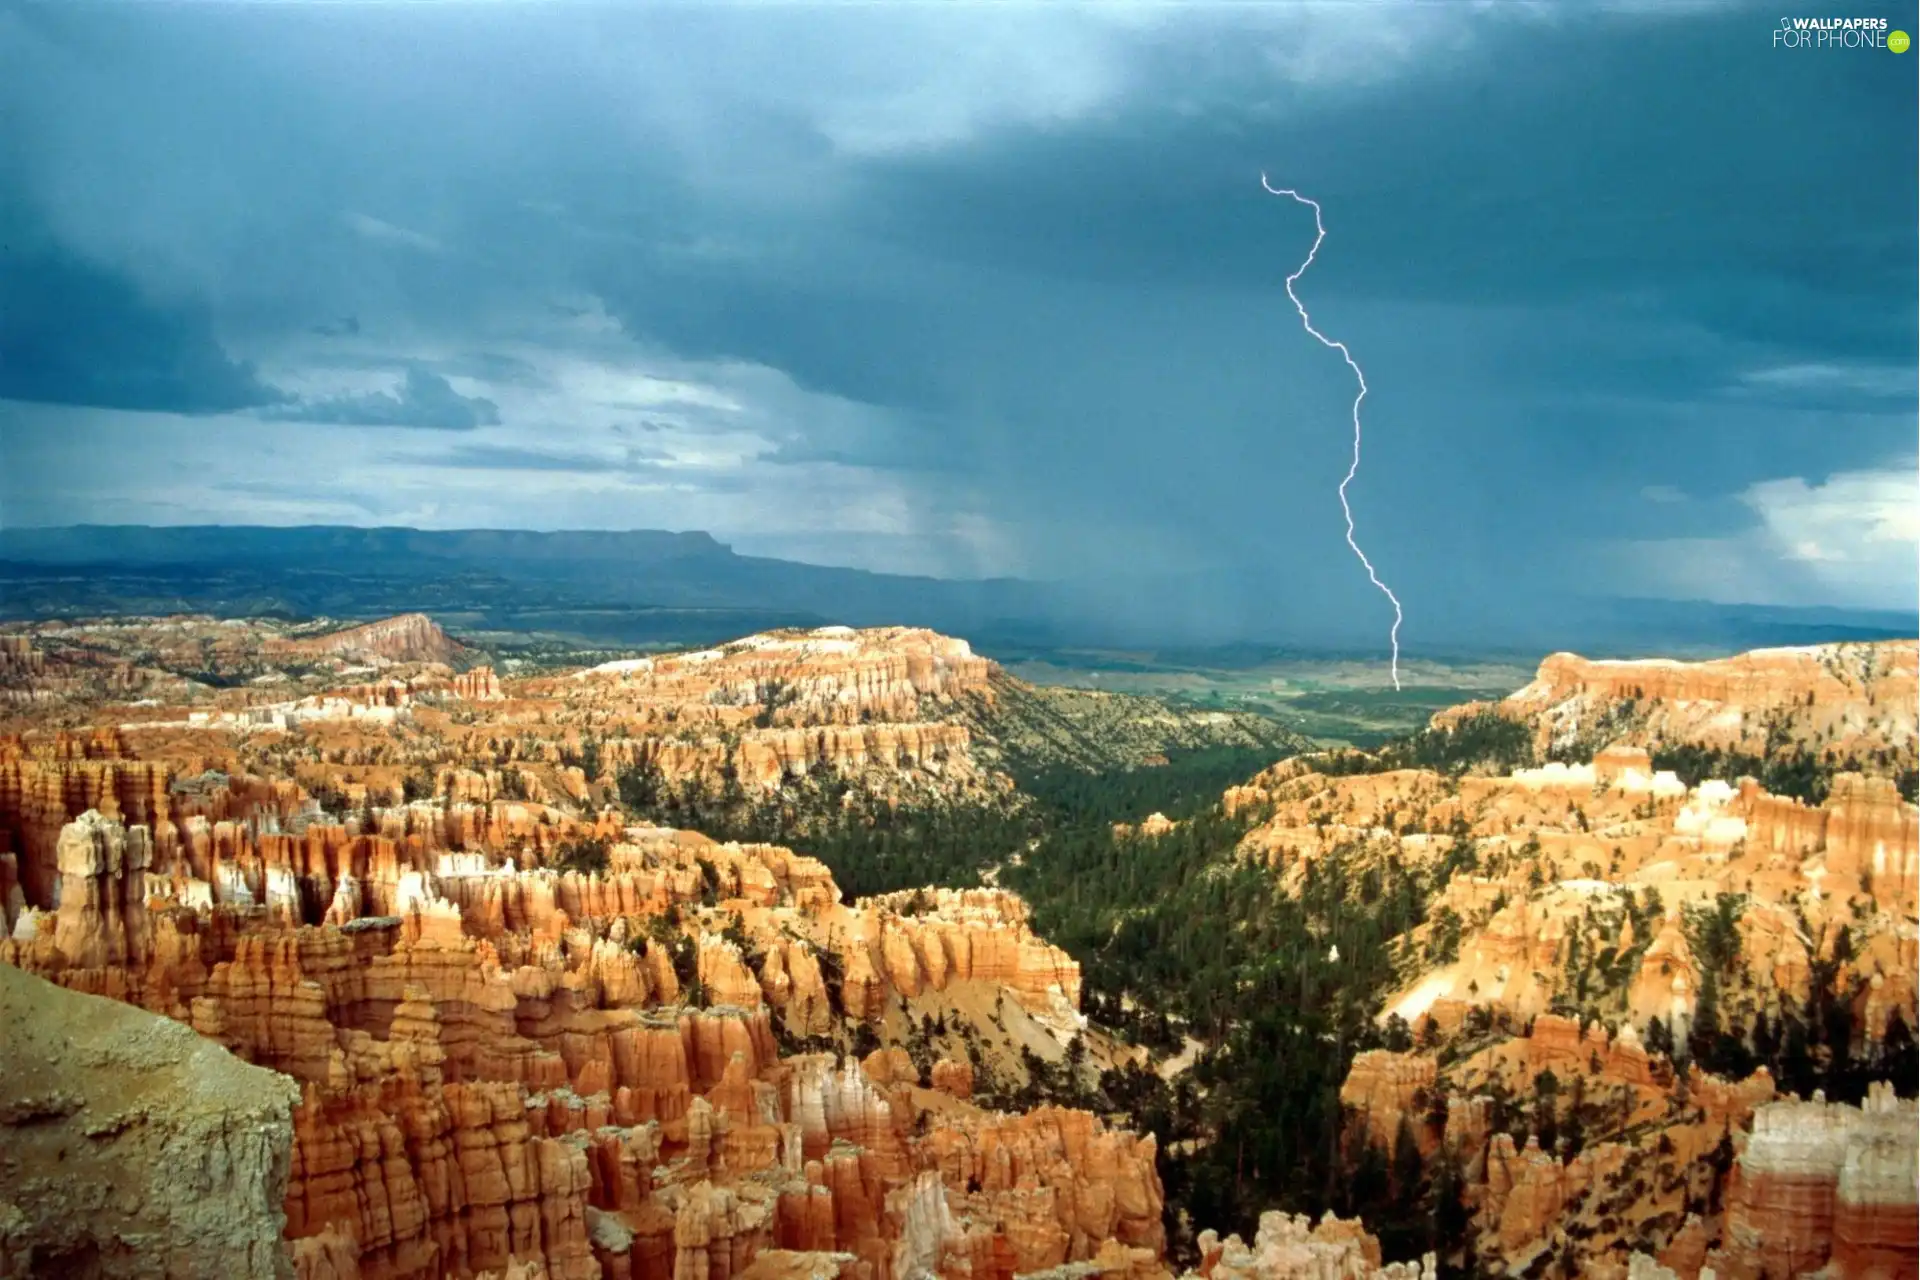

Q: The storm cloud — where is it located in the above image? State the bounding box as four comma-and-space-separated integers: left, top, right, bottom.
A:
269, 366, 501, 431
1, 0, 1914, 632
0, 238, 286, 414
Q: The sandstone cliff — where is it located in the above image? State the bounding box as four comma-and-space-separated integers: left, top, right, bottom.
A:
4, 619, 1912, 1280
1704, 1082, 1917, 1280
1435, 641, 1916, 770
1241, 652, 1917, 1277
0, 801, 1135, 1280
271, 613, 469, 666
1229, 745, 1918, 1044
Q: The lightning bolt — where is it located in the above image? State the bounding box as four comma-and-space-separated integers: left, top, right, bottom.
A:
1261, 174, 1404, 691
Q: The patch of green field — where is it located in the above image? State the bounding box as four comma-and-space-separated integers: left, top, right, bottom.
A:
995, 647, 1535, 748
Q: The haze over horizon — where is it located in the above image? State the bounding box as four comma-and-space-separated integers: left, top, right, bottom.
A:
3, 1, 1917, 648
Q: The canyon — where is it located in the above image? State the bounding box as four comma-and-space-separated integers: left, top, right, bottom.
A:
0, 616, 1913, 1280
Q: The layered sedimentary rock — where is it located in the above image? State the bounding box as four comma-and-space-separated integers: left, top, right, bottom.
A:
1338, 1012, 1780, 1275
563, 628, 994, 726
0, 617, 1290, 846
0, 961, 303, 1278
0, 799, 1127, 1280
1704, 1082, 1918, 1280
1227, 740, 1919, 1045
271, 613, 469, 666
616, 724, 980, 795
1267, 644, 1920, 1278
1339, 1050, 1437, 1151
0, 636, 44, 679
1436, 641, 1917, 766
5, 619, 1914, 1280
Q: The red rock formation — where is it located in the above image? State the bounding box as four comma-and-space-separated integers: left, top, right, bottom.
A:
1228, 741, 1918, 1044
1707, 1082, 1918, 1280
449, 667, 505, 702
1, 800, 1150, 1280
48, 807, 156, 971
929, 1060, 972, 1100
0, 635, 45, 679
557, 629, 994, 728
1339, 1050, 1438, 1151
1439, 641, 1917, 769
1340, 1008, 1779, 1274
7, 620, 1913, 1280
272, 614, 468, 666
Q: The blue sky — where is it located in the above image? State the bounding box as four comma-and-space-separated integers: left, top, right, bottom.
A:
1, 0, 1915, 639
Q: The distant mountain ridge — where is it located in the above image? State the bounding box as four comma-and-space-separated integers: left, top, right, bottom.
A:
0, 523, 1055, 647
0, 524, 1912, 657
0, 524, 735, 567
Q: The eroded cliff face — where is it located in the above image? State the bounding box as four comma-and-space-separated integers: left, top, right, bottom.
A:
0, 620, 1169, 1280
561, 628, 995, 725
1230, 745, 1918, 1044
0, 614, 476, 713
0, 802, 1140, 1280
1340, 1012, 1778, 1275
269, 613, 471, 667
0, 618, 1302, 826
3, 621, 1911, 1280
1244, 642, 1918, 1278
0, 961, 303, 1278
1702, 1082, 1918, 1280
1193, 1213, 1433, 1280
1435, 641, 1917, 768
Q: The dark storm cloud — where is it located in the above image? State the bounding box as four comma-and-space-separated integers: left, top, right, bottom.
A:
566, 2, 1915, 482
1, 0, 1913, 619
269, 366, 500, 430
0, 237, 287, 414
839, 5, 1915, 359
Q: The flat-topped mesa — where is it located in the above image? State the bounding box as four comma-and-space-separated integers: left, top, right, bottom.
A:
268, 612, 468, 666
1707, 1082, 1918, 1280
1522, 644, 1917, 711
5, 621, 1091, 836
1438, 640, 1917, 765
563, 627, 997, 727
